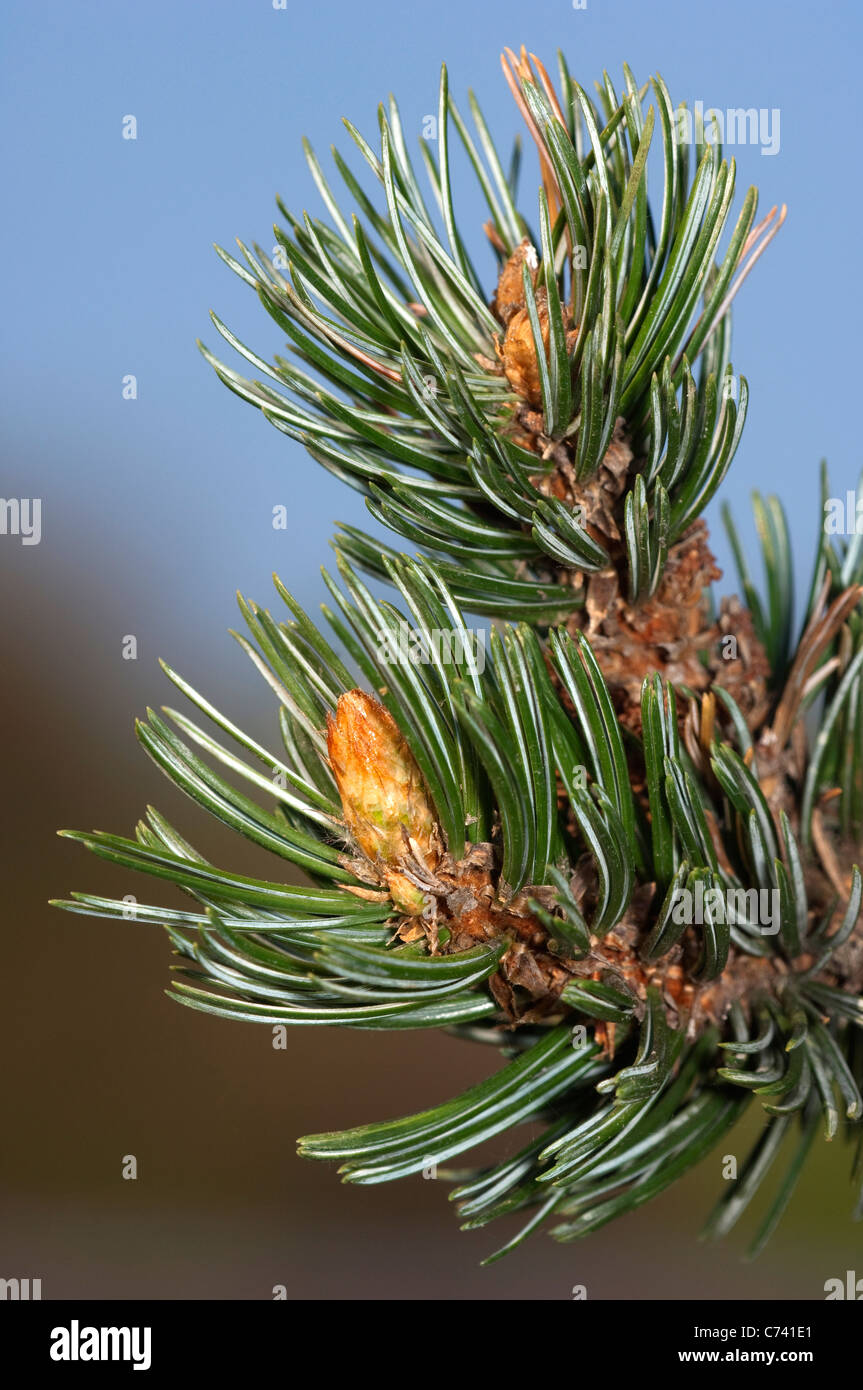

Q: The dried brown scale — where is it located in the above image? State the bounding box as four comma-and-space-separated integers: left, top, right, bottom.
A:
424, 846, 863, 1041
389, 830, 863, 1042
566, 523, 771, 735
529, 420, 633, 541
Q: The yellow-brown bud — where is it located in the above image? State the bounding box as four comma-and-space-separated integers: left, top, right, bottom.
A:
491, 237, 539, 326
501, 296, 550, 406
326, 690, 438, 913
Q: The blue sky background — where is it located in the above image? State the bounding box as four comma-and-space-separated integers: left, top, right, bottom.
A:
4, 0, 863, 1303
4, 0, 862, 700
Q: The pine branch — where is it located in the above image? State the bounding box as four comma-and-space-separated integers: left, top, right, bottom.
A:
55, 51, 863, 1261
199, 54, 782, 618
54, 540, 863, 1256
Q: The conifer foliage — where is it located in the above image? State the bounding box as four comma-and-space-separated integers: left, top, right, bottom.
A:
56, 50, 863, 1261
